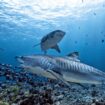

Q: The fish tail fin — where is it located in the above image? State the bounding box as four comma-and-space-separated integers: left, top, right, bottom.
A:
33, 43, 40, 47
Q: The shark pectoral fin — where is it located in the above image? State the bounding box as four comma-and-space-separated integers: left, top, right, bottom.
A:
51, 44, 61, 53
46, 70, 70, 87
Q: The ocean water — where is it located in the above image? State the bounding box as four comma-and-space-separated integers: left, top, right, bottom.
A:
0, 0, 105, 104
0, 0, 105, 70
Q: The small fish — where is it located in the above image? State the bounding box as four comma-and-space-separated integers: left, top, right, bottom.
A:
74, 41, 78, 44
102, 39, 104, 43
33, 30, 65, 54
78, 27, 80, 30
85, 42, 88, 45
101, 31, 103, 34
86, 34, 88, 37
93, 13, 96, 15
16, 52, 105, 87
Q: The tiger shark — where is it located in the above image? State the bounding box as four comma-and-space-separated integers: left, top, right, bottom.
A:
16, 52, 105, 86
33, 30, 65, 54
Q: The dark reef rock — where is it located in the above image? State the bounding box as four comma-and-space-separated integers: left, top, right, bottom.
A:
0, 64, 105, 105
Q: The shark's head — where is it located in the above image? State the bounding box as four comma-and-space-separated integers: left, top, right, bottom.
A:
15, 55, 41, 68
41, 30, 66, 51
48, 30, 66, 42
53, 30, 65, 39
42, 30, 65, 43
15, 55, 46, 74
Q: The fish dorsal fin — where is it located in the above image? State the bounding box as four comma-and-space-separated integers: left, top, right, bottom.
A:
51, 44, 61, 53
67, 52, 80, 62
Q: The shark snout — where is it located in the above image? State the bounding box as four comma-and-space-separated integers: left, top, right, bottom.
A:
15, 56, 23, 59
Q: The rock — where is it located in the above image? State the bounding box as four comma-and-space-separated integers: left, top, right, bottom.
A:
91, 90, 98, 97
11, 103, 18, 105
0, 101, 9, 105
24, 91, 30, 97
56, 95, 64, 101
1, 84, 7, 89
55, 101, 61, 105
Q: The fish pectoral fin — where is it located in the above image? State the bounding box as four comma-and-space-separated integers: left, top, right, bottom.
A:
46, 70, 70, 87
51, 44, 61, 53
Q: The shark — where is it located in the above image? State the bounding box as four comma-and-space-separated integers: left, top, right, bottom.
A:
16, 52, 105, 86
33, 30, 65, 54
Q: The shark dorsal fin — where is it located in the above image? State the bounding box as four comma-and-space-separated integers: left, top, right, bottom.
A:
67, 52, 80, 62
67, 52, 79, 58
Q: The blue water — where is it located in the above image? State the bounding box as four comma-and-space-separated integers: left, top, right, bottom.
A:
0, 0, 105, 71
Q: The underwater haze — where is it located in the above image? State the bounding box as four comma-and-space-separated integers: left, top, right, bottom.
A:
0, 0, 105, 71
1, 0, 105, 105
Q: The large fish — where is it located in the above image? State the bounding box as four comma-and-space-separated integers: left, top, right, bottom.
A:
16, 52, 105, 86
33, 30, 65, 54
